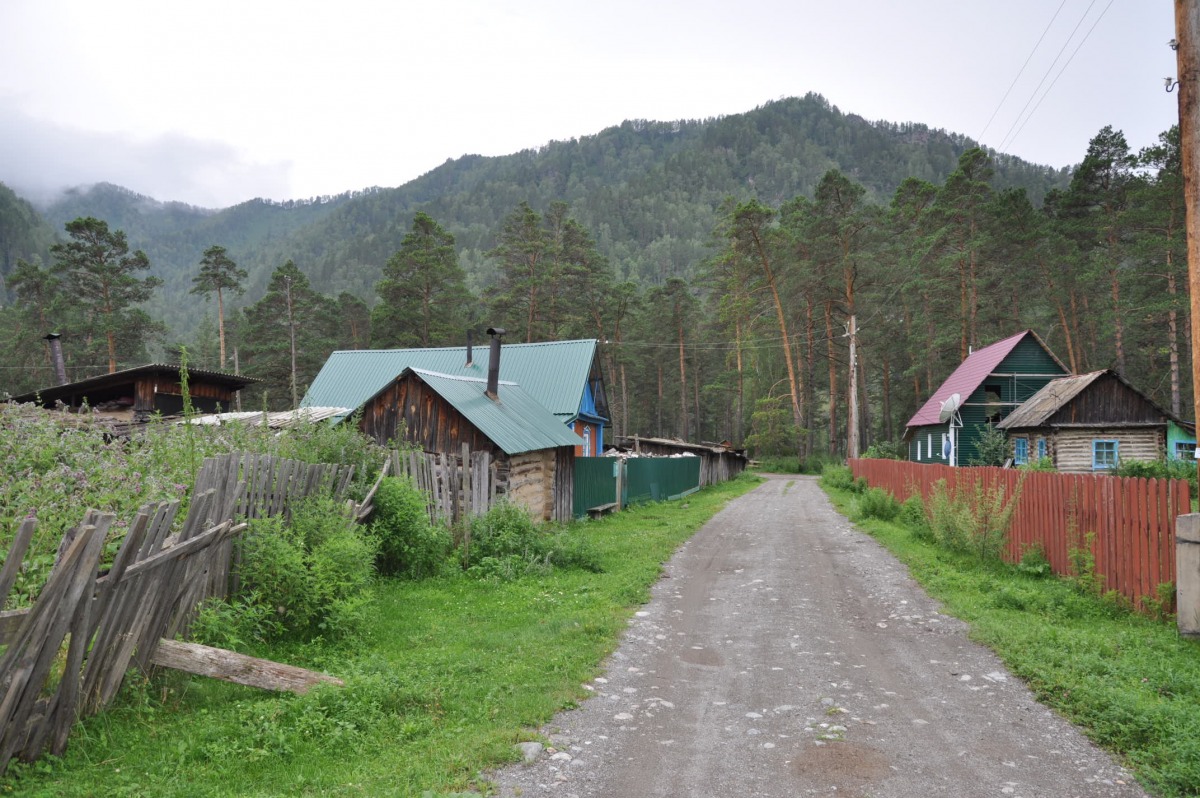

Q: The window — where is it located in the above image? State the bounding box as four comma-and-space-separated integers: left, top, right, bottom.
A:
1176, 441, 1197, 461
1013, 438, 1028, 465
984, 383, 1003, 422
1093, 440, 1119, 470
917, 441, 922, 460
927, 434, 933, 458
1036, 438, 1047, 461
583, 426, 592, 457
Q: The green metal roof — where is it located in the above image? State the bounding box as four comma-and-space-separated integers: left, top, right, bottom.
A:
402, 368, 583, 455
301, 338, 598, 421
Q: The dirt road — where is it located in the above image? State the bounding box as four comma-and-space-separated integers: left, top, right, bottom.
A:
491, 474, 1148, 798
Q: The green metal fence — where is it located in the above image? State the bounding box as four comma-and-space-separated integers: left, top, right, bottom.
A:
573, 457, 618, 518
572, 456, 701, 518
626, 457, 701, 504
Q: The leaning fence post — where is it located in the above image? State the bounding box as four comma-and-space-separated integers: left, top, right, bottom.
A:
1177, 513, 1200, 637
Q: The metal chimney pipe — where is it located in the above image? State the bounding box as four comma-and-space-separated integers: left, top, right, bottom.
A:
485, 327, 506, 400
44, 333, 68, 386
465, 329, 474, 367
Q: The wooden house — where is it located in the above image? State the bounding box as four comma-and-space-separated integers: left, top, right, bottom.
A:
10, 364, 258, 426
358, 367, 581, 522
904, 331, 1068, 465
302, 337, 608, 457
996, 370, 1182, 473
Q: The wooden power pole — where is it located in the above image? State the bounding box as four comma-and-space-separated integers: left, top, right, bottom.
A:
1177, 1, 1200, 476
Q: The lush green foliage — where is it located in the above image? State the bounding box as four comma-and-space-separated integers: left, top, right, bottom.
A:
0, 474, 761, 797
463, 501, 603, 580
967, 423, 1009, 467
862, 440, 904, 460
0, 403, 387, 606
1113, 457, 1198, 499
818, 463, 866, 493
926, 476, 1022, 562
369, 476, 451, 579
852, 486, 901, 522
230, 498, 377, 641
823, 480, 1200, 797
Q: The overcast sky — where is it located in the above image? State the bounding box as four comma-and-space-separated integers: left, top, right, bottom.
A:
0, 0, 1180, 209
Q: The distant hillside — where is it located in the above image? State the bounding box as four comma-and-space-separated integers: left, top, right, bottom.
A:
21, 94, 1070, 342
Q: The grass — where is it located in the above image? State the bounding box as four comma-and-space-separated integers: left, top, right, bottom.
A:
0, 473, 762, 798
821, 482, 1200, 798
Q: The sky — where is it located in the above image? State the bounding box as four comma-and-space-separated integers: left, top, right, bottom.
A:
0, 0, 1181, 209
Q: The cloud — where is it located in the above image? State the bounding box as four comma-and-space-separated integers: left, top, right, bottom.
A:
0, 97, 293, 208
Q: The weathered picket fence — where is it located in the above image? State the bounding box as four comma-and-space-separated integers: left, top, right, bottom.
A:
0, 453, 358, 774
389, 445, 503, 524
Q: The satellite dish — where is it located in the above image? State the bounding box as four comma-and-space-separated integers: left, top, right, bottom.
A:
938, 393, 962, 424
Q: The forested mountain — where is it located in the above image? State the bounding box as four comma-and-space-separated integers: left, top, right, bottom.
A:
10, 94, 1067, 339
3, 94, 1180, 463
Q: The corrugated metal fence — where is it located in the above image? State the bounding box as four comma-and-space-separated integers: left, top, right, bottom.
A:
849, 458, 1189, 607
573, 457, 702, 518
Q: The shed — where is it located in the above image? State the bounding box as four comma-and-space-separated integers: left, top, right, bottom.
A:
358, 368, 580, 522
996, 370, 1181, 473
301, 338, 608, 457
904, 330, 1068, 465
10, 364, 258, 425
614, 435, 749, 486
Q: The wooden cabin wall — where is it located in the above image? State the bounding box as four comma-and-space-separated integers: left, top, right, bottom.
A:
1052, 427, 1165, 473
1049, 375, 1164, 426
509, 450, 554, 521
360, 379, 498, 454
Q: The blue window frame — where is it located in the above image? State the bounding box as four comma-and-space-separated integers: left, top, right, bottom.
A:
1036, 438, 1047, 460
1093, 440, 1119, 470
1176, 442, 1197, 461
1013, 438, 1028, 465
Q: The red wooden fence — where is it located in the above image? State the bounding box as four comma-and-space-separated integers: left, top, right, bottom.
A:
848, 459, 1190, 608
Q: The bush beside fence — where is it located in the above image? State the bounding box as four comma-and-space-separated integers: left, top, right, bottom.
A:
849, 458, 1189, 608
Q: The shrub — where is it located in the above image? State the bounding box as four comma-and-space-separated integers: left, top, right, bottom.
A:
369, 477, 450, 578
898, 495, 931, 539
1114, 457, 1198, 499
926, 476, 1022, 562
1018, 456, 1056, 472
461, 501, 602, 580
819, 464, 865, 493
1016, 543, 1053, 578
862, 440, 904, 460
968, 424, 1008, 467
232, 498, 379, 641
854, 487, 900, 522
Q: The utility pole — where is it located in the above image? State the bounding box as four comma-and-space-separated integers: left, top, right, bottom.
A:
847, 314, 860, 459
1177, 1, 1200, 480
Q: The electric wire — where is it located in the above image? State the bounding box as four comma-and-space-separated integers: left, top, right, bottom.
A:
996, 0, 1102, 154
977, 0, 1071, 143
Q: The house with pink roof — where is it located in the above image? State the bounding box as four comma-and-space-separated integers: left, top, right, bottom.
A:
903, 330, 1068, 465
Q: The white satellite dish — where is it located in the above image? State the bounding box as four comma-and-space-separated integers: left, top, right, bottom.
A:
938, 393, 962, 424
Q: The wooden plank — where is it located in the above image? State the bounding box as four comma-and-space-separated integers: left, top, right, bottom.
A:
150, 639, 343, 694
0, 518, 37, 612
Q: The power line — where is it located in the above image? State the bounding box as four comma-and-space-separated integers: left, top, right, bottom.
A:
1004, 0, 1117, 151
977, 0, 1071, 142
996, 0, 1103, 154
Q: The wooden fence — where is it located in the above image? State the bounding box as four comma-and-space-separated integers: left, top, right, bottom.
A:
0, 453, 357, 774
389, 445, 503, 524
849, 458, 1190, 608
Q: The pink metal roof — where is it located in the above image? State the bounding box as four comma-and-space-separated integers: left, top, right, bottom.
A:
905, 331, 1032, 429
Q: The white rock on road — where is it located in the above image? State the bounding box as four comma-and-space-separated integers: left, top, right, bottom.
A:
489, 474, 1148, 797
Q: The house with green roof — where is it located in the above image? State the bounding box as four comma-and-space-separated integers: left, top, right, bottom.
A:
301, 338, 609, 456
359, 367, 581, 521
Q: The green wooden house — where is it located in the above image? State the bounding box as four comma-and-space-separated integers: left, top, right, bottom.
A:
904, 330, 1068, 465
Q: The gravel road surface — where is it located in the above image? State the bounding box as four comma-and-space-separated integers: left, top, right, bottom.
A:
490, 474, 1148, 798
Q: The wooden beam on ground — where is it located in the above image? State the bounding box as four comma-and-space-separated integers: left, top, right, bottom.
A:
148, 639, 344, 694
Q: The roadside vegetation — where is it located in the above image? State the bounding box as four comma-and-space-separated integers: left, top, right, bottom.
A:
0, 406, 760, 796
820, 464, 1200, 798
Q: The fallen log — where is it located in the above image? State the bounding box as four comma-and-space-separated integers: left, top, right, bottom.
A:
148, 639, 344, 694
